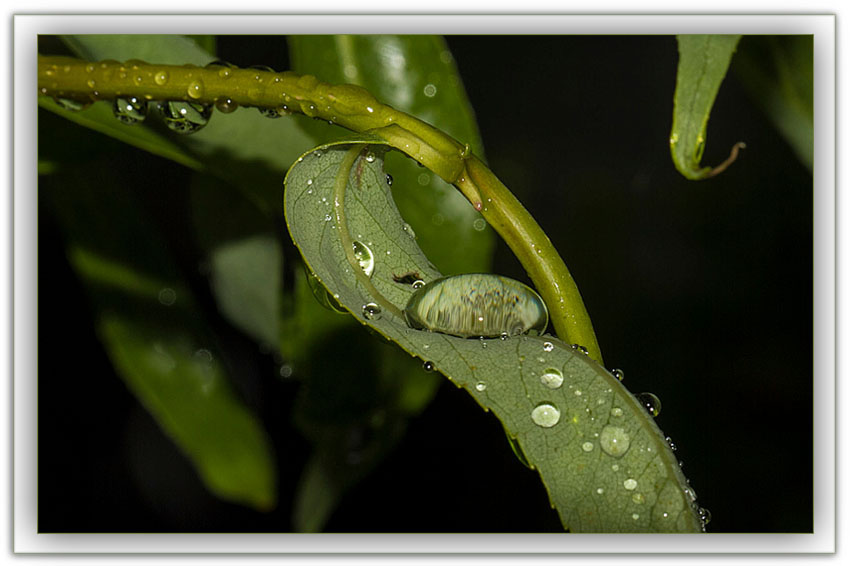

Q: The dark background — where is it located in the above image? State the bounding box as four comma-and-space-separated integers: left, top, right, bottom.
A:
38, 36, 813, 533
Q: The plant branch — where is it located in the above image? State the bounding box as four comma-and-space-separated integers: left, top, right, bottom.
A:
38, 54, 604, 364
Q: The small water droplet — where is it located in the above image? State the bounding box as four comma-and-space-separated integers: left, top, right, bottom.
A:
538, 368, 565, 389
611, 407, 623, 417
423, 361, 435, 372
623, 478, 638, 491
611, 368, 625, 381
531, 403, 560, 428
364, 151, 376, 163
385, 174, 393, 186
472, 218, 487, 231
154, 70, 169, 85
411, 279, 425, 289
423, 83, 437, 97
186, 79, 205, 99
636, 392, 661, 417
112, 96, 147, 125
402, 222, 417, 239
475, 381, 487, 392
669, 132, 679, 144
159, 100, 212, 134
665, 436, 677, 452
698, 507, 712, 526
632, 492, 645, 504
542, 341, 554, 352
582, 441, 594, 452
361, 302, 382, 320
571, 344, 589, 355
600, 425, 631, 458
214, 97, 238, 114
632, 513, 640, 520
352, 241, 375, 277
611, 464, 619, 471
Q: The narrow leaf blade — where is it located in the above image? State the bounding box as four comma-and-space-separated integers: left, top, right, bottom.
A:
671, 35, 742, 180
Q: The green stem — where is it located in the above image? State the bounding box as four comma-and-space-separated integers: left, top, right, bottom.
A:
38, 54, 604, 364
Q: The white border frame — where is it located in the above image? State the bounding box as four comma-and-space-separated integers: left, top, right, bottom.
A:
10, 11, 837, 558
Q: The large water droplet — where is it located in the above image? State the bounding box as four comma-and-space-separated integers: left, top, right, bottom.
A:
159, 100, 212, 134
361, 302, 382, 320
636, 392, 662, 417
540, 368, 564, 389
599, 425, 631, 458
352, 240, 375, 277
531, 403, 560, 428
112, 96, 147, 125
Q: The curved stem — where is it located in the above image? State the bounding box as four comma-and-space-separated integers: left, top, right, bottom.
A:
38, 54, 604, 364
333, 144, 404, 320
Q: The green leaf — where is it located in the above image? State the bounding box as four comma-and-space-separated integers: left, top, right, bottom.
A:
289, 35, 494, 274
41, 149, 277, 511
284, 141, 706, 532
733, 35, 813, 171
671, 35, 744, 180
190, 174, 282, 348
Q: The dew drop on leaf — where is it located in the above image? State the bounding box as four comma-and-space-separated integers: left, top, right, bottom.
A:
361, 302, 382, 320
599, 425, 631, 458
540, 368, 564, 389
352, 240, 375, 277
531, 403, 561, 428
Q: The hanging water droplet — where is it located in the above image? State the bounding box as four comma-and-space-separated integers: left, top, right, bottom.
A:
186, 79, 205, 99
258, 106, 285, 119
599, 425, 631, 458
571, 344, 589, 355
214, 97, 238, 114
361, 302, 382, 320
112, 96, 147, 125
531, 403, 560, 428
159, 100, 212, 134
542, 341, 554, 352
411, 279, 425, 289
305, 270, 347, 314
423, 361, 435, 372
352, 240, 375, 277
623, 478, 638, 491
540, 368, 564, 389
385, 174, 393, 186
698, 507, 712, 527
581, 441, 594, 452
611, 368, 625, 381
475, 381, 487, 392
53, 97, 91, 112
636, 392, 662, 417
665, 436, 677, 452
